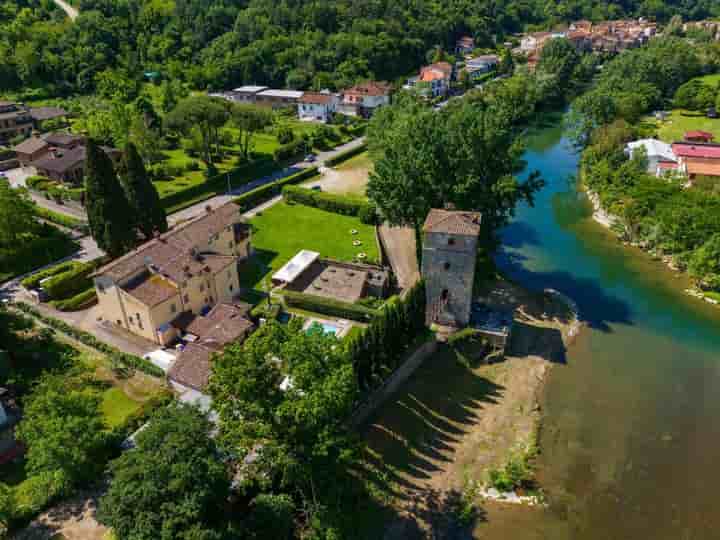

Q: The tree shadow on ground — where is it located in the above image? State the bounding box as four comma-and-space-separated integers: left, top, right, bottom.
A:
362, 347, 504, 501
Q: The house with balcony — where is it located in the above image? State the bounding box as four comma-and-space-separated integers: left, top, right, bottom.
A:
93, 202, 252, 346
339, 81, 392, 117
297, 91, 339, 123
0, 101, 33, 142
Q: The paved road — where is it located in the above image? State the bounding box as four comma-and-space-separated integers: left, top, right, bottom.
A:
169, 137, 365, 226
51, 0, 78, 19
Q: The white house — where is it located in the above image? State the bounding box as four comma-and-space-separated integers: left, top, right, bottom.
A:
297, 91, 339, 123
466, 55, 500, 72
339, 81, 392, 117
625, 139, 677, 176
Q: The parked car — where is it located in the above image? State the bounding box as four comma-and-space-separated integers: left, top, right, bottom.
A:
305, 154, 317, 163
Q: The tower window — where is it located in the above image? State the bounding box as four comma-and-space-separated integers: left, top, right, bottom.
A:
441, 289, 449, 300
444, 262, 451, 270
448, 238, 455, 246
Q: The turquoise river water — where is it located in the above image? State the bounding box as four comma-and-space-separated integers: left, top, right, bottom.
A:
487, 118, 720, 539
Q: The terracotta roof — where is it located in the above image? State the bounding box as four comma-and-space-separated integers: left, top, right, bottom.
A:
95, 202, 243, 282
423, 62, 453, 76
13, 137, 48, 155
686, 158, 720, 177
344, 81, 391, 97
685, 131, 714, 140
420, 70, 448, 82
42, 132, 84, 148
672, 142, 720, 159
124, 271, 179, 307
423, 209, 482, 236
33, 146, 85, 173
167, 343, 215, 391
300, 92, 335, 105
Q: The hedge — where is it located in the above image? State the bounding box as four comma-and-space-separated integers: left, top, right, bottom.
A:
233, 166, 319, 211
50, 287, 98, 311
35, 206, 88, 233
273, 139, 307, 162
43, 261, 97, 300
280, 289, 378, 322
21, 260, 80, 290
324, 143, 367, 167
13, 302, 165, 377
282, 185, 378, 224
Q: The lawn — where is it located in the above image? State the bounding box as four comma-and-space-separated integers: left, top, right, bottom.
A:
100, 387, 143, 428
648, 109, 720, 143
240, 202, 379, 295
0, 226, 79, 283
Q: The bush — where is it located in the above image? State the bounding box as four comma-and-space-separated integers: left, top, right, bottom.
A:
276, 126, 295, 144
21, 261, 79, 290
12, 470, 71, 523
50, 287, 98, 311
273, 139, 306, 162
324, 143, 367, 167
245, 494, 294, 540
446, 328, 481, 346
487, 453, 533, 493
358, 200, 379, 225
65, 188, 85, 202
108, 390, 174, 444
26, 175, 52, 190
13, 302, 164, 377
249, 301, 281, 321
186, 160, 201, 172
280, 289, 378, 321
282, 185, 378, 224
43, 261, 97, 300
35, 206, 88, 233
233, 167, 319, 211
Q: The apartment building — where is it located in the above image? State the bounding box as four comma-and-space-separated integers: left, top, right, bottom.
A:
93, 202, 251, 345
0, 101, 33, 141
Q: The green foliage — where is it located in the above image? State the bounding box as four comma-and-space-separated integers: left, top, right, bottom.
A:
49, 287, 98, 311
98, 404, 229, 540
273, 138, 307, 162
21, 260, 79, 290
15, 371, 108, 485
33, 206, 88, 233
244, 494, 295, 540
281, 289, 379, 321
231, 104, 274, 160
84, 139, 137, 258
324, 143, 368, 167
689, 233, 720, 290
165, 96, 230, 168
42, 260, 97, 300
283, 185, 377, 223
0, 181, 36, 246
10, 469, 71, 524
14, 302, 164, 377
232, 166, 319, 210
120, 142, 168, 238
487, 453, 534, 492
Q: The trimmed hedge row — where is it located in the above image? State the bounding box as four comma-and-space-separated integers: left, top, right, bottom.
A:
324, 143, 367, 167
50, 287, 98, 311
282, 185, 378, 224
21, 260, 79, 290
13, 302, 165, 377
43, 261, 97, 300
233, 166, 319, 211
280, 289, 378, 322
35, 206, 88, 233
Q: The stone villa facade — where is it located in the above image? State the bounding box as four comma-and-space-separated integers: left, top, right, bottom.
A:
422, 208, 482, 327
93, 202, 251, 345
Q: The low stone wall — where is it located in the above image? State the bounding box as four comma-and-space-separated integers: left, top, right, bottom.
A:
350, 339, 438, 427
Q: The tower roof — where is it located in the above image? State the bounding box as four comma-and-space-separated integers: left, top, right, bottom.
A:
423, 209, 482, 236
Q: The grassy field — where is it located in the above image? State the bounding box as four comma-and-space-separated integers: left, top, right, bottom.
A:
648, 109, 720, 143
240, 202, 379, 296
100, 387, 143, 428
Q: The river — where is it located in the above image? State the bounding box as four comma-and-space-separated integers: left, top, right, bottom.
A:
487, 116, 720, 539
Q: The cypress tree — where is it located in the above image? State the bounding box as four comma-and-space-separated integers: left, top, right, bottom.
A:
121, 142, 167, 239
84, 140, 137, 258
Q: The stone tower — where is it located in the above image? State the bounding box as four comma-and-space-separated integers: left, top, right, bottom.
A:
421, 208, 482, 327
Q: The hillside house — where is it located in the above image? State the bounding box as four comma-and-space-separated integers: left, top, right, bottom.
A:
231, 86, 269, 104
625, 139, 678, 176
33, 144, 121, 184
93, 202, 252, 345
684, 131, 715, 144
0, 101, 33, 142
455, 36, 475, 55
255, 89, 304, 109
339, 81, 392, 117
297, 91, 339, 123
672, 142, 720, 179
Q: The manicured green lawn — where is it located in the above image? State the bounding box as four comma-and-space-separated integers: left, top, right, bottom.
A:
649, 109, 720, 143
241, 202, 379, 294
100, 386, 143, 428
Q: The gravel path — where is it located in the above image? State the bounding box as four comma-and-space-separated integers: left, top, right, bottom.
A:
379, 224, 420, 290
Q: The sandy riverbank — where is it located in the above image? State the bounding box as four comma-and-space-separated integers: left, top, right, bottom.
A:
363, 279, 582, 539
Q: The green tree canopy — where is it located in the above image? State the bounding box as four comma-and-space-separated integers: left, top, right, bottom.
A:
0, 181, 37, 246
84, 139, 138, 257
120, 142, 168, 239
98, 404, 229, 540
230, 104, 273, 160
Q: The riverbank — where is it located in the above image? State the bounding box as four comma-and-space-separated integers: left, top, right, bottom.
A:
583, 182, 720, 308
363, 278, 581, 538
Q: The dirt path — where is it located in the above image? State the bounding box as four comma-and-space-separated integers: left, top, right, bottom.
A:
379, 224, 420, 290
363, 280, 579, 538
51, 0, 78, 19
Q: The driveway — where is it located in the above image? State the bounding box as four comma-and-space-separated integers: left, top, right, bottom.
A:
379, 224, 420, 290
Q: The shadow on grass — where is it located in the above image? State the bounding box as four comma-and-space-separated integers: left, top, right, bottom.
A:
361, 346, 504, 501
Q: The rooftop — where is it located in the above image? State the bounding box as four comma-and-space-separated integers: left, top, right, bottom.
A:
287, 260, 369, 303
273, 250, 320, 283
423, 208, 482, 236
344, 81, 392, 97
29, 106, 68, 122
300, 92, 336, 105
257, 89, 304, 99
626, 139, 676, 162
13, 136, 48, 155
672, 142, 720, 160
124, 271, 179, 307
233, 85, 269, 94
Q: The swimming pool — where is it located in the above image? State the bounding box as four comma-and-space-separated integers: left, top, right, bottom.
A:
305, 320, 342, 336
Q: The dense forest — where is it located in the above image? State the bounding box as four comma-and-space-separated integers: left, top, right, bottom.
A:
1, 0, 719, 96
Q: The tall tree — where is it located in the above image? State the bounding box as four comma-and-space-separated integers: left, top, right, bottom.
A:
230, 104, 273, 161
120, 142, 168, 238
0, 181, 37, 245
84, 139, 137, 257
98, 404, 229, 540
367, 100, 543, 248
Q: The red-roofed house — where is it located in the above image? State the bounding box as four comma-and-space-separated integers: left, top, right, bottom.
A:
672, 142, 720, 179
416, 62, 453, 97
684, 131, 715, 143
297, 91, 339, 123
340, 81, 392, 118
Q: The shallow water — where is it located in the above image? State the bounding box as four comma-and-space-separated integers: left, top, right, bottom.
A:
490, 118, 720, 539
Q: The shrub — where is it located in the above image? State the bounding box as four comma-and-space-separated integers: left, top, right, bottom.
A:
13, 302, 164, 377
282, 185, 378, 225
43, 261, 97, 300
245, 494, 294, 540
276, 126, 295, 144
26, 175, 52, 190
358, 200, 379, 225
65, 188, 85, 202
186, 160, 201, 171
50, 287, 98, 311
35, 206, 88, 233
280, 289, 378, 321
487, 454, 533, 493
249, 301, 281, 321
324, 143, 367, 167
21, 261, 79, 290
12, 470, 71, 523
233, 167, 319, 211
273, 139, 306, 162
446, 328, 481, 346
